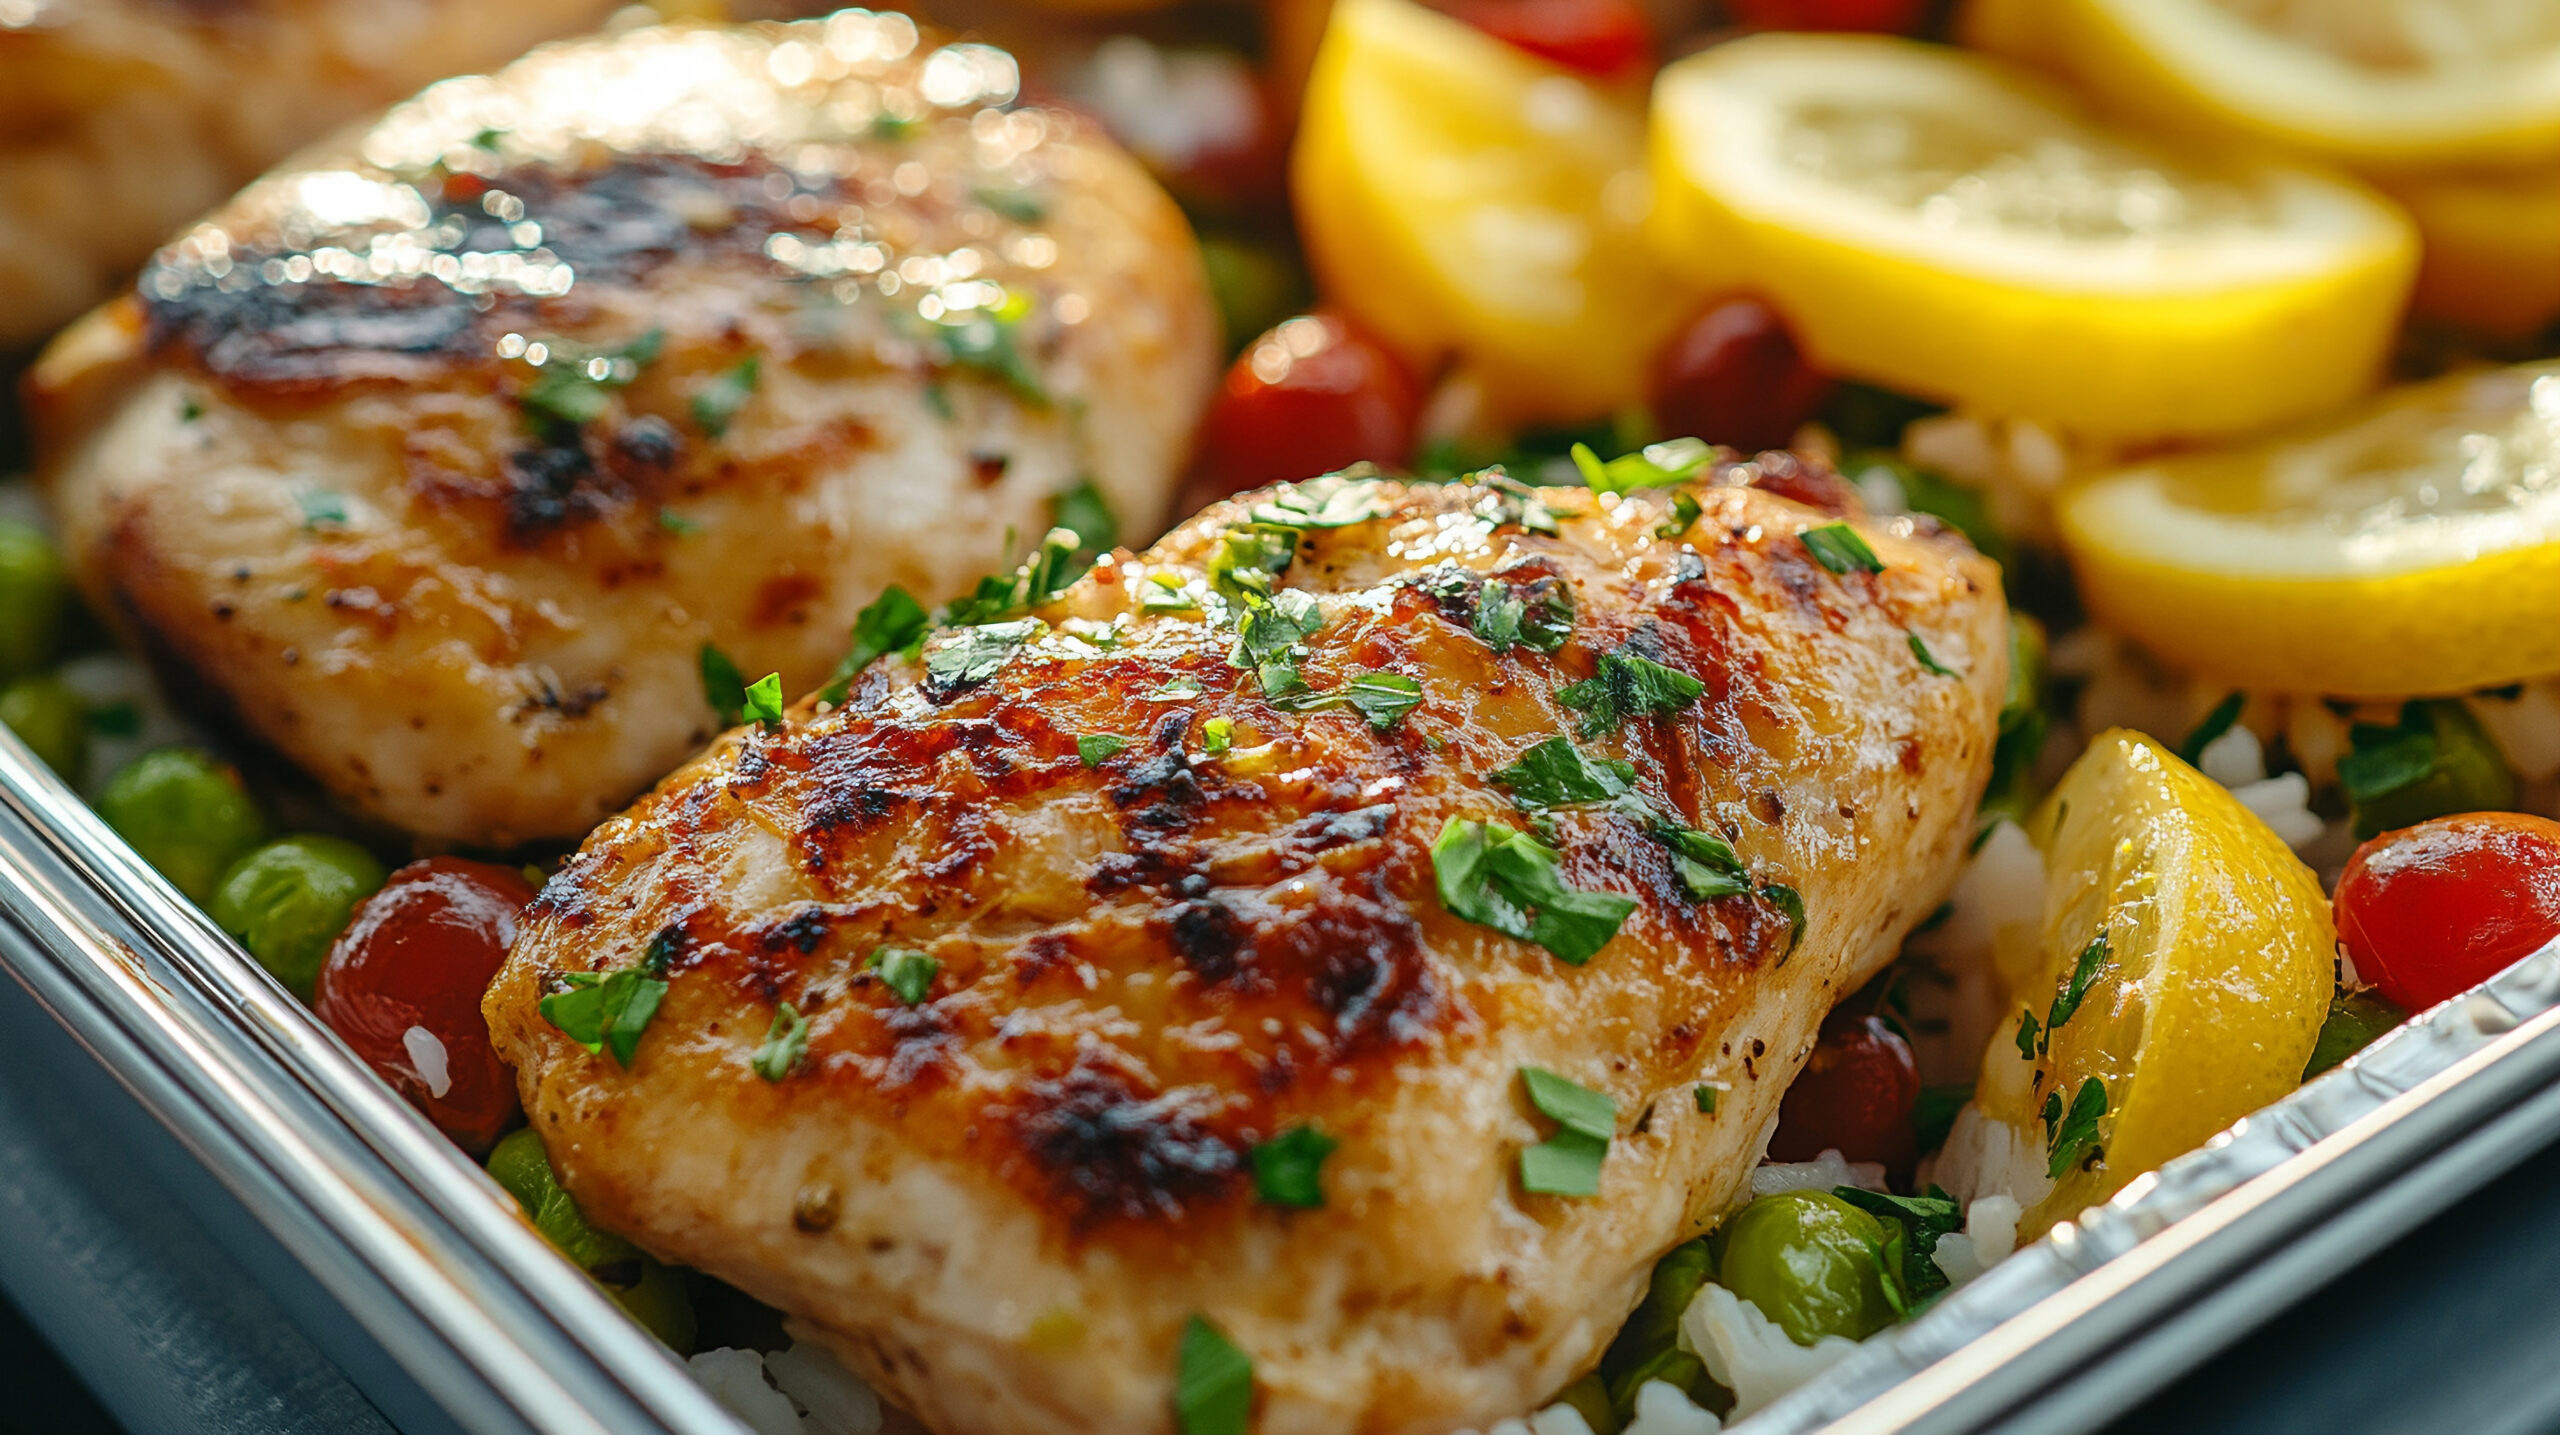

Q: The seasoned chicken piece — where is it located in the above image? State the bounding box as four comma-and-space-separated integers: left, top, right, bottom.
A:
33, 14, 1217, 846
486, 460, 2009, 1434
0, 0, 618, 351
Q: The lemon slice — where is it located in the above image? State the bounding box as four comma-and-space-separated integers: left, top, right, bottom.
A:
2376, 167, 2560, 337
1647, 35, 2417, 441
2010, 0, 2560, 171
1976, 731, 2333, 1240
2061, 362, 2560, 697
1291, 0, 1675, 425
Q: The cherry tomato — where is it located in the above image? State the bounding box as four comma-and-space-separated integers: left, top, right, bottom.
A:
1768, 1013, 1919, 1172
1439, 0, 1654, 78
313, 857, 537, 1152
1649, 296, 1836, 455
2335, 813, 2560, 1014
1187, 312, 1422, 510
1726, 0, 1931, 35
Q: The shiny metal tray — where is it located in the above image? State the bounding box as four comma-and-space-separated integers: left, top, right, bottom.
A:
5, 712, 2557, 1435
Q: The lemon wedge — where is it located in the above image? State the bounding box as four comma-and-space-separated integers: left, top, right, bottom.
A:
1646, 35, 2417, 442
1977, 731, 2333, 1241
2061, 362, 2560, 697
1291, 0, 1675, 425
2003, 0, 2560, 171
2376, 167, 2560, 337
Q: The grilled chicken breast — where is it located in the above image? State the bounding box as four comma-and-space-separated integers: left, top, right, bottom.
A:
0, 0, 619, 351
33, 14, 1217, 845
487, 461, 2008, 1434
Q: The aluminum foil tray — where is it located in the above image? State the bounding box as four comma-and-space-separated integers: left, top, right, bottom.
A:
6, 709, 2558, 1434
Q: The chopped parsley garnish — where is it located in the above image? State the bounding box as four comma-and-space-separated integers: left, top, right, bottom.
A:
1801, 522, 1885, 576
538, 930, 676, 1067
1229, 588, 1324, 698
2015, 1010, 2041, 1063
1668, 827, 1751, 902
1141, 572, 1201, 612
1173, 1315, 1253, 1435
1146, 677, 1206, 700
296, 490, 349, 531
1431, 817, 1638, 966
924, 618, 1042, 693
699, 643, 748, 720
1490, 736, 1635, 808
1518, 1067, 1615, 1197
519, 329, 663, 434
942, 529, 1082, 627
2045, 1076, 2107, 1179
1478, 470, 1569, 535
1558, 648, 1707, 738
926, 288, 1045, 403
1248, 1126, 1337, 1208
2047, 932, 2109, 1034
1471, 577, 1576, 655
1207, 525, 1299, 603
1051, 479, 1119, 558
656, 508, 700, 536
2338, 699, 2518, 838
1569, 437, 1714, 495
1834, 1186, 1964, 1308
1201, 718, 1235, 754
1761, 883, 1807, 956
1657, 491, 1703, 539
1271, 671, 1423, 730
742, 672, 785, 728
870, 946, 939, 1006
1078, 733, 1128, 767
1694, 1084, 1721, 1113
1250, 471, 1391, 529
751, 1002, 809, 1081
691, 355, 760, 437
819, 585, 931, 705
1907, 631, 1959, 678
2177, 692, 2246, 766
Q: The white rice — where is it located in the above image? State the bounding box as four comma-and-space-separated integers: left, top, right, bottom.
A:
1680, 1284, 1860, 1420
1749, 1149, 1889, 1199
686, 1340, 883, 1435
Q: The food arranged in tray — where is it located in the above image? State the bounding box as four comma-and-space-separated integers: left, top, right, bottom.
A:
6, 0, 2560, 1432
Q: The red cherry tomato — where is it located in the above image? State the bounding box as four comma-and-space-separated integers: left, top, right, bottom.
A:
1726, 0, 1931, 34
1769, 1013, 1919, 1172
1649, 295, 1836, 455
1188, 312, 1422, 509
2335, 813, 2560, 1014
1439, 0, 1654, 78
313, 858, 537, 1152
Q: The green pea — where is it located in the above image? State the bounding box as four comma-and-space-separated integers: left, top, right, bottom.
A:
0, 673, 87, 781
94, 748, 267, 902
210, 835, 387, 999
1717, 1191, 1899, 1346
0, 522, 70, 685
2303, 989, 2406, 1079
487, 1128, 697, 1352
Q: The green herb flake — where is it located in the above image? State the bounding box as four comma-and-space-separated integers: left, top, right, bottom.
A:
1657, 491, 1703, 540
1207, 525, 1299, 603
2046, 1076, 2107, 1179
1834, 1185, 1964, 1306
1229, 588, 1323, 676
942, 529, 1083, 627
927, 288, 1045, 403
1694, 1084, 1721, 1113
1518, 1067, 1616, 1197
751, 1002, 809, 1081
85, 701, 141, 738
691, 355, 761, 437
742, 672, 786, 728
1142, 573, 1201, 612
924, 618, 1042, 693
1273, 671, 1423, 730
699, 643, 748, 721
1468, 576, 1576, 655
1761, 883, 1807, 956
2015, 1008, 2041, 1063
656, 508, 700, 536
1557, 649, 1707, 738
1569, 438, 1714, 495
538, 931, 676, 1067
870, 946, 939, 1006
1173, 1315, 1254, 1435
1522, 1067, 1618, 1141
1431, 817, 1638, 966
1490, 736, 1635, 809
1146, 677, 1206, 701
1248, 1126, 1338, 1209
2045, 932, 2110, 1038
297, 490, 349, 531
2177, 692, 2246, 766
519, 330, 664, 433
1907, 631, 1959, 678
819, 585, 931, 705
1801, 522, 1885, 576
1078, 733, 1128, 767
1251, 472, 1391, 530
1202, 718, 1235, 754
1051, 479, 1119, 557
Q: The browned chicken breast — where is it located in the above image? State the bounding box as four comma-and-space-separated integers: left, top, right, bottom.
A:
33, 13, 1219, 846
0, 0, 620, 351
486, 461, 2008, 1434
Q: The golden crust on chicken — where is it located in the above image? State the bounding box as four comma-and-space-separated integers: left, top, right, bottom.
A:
32, 15, 1219, 845
486, 461, 2007, 1434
